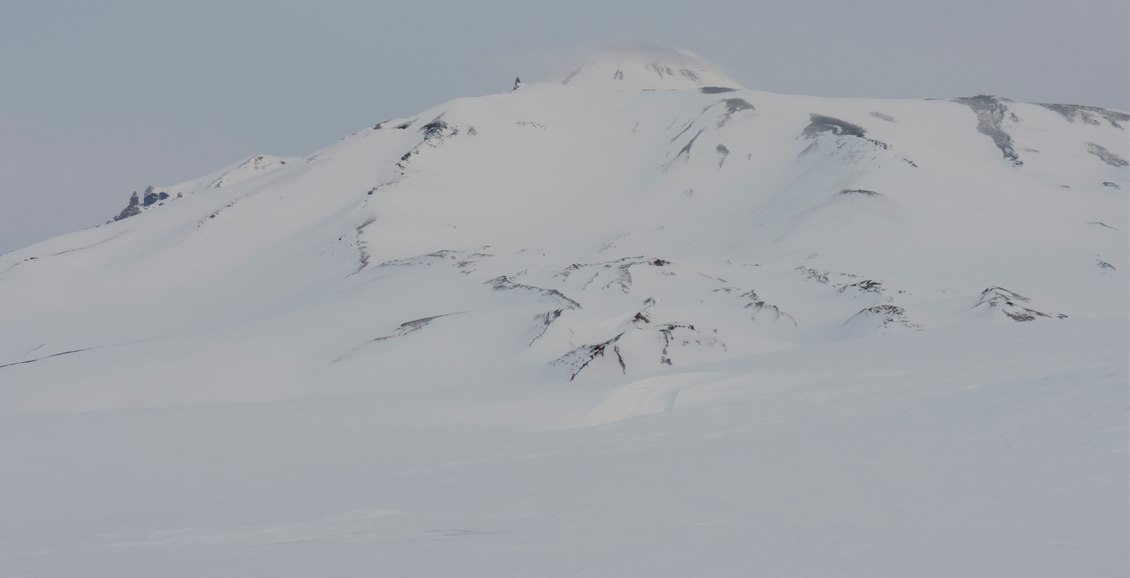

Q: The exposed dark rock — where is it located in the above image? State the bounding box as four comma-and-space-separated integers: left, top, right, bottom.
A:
142, 187, 169, 207
371, 315, 448, 342
1087, 221, 1119, 230
838, 279, 883, 294
112, 192, 141, 221
700, 86, 737, 94
1103, 182, 1121, 189
553, 333, 626, 381
711, 98, 755, 127
722, 98, 754, 114
797, 266, 862, 286
396, 148, 419, 171
350, 217, 377, 275
557, 257, 670, 293
845, 304, 920, 329
801, 114, 892, 152
975, 287, 1066, 321
195, 197, 241, 229
376, 249, 490, 269
838, 189, 882, 197
670, 121, 695, 143
716, 144, 730, 168
869, 111, 896, 122
1036, 103, 1129, 129
420, 117, 451, 140
487, 276, 582, 310
657, 323, 695, 365
954, 95, 1022, 166
529, 309, 564, 345
678, 68, 701, 82
739, 290, 796, 325
333, 313, 463, 363
1086, 143, 1128, 167
667, 129, 704, 167
803, 114, 867, 139
796, 266, 832, 285
655, 322, 725, 366
373, 119, 415, 130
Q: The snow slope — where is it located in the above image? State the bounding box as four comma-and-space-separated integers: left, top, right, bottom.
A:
0, 46, 1126, 576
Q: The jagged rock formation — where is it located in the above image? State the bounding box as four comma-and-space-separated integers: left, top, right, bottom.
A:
111, 192, 140, 222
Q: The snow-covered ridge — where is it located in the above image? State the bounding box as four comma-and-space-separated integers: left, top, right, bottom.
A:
109, 153, 295, 221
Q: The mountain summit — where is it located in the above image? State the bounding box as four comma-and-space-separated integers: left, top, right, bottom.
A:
552, 44, 743, 90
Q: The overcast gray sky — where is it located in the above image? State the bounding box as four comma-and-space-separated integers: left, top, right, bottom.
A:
2, 0, 1127, 253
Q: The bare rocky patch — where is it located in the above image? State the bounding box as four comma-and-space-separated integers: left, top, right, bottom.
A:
974, 287, 1067, 321
954, 95, 1022, 166
1086, 143, 1128, 167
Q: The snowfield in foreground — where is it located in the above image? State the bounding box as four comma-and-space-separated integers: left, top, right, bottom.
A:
0, 45, 1126, 576
3, 321, 1125, 577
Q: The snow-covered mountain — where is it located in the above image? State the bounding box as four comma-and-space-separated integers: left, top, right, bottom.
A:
1, 46, 1126, 576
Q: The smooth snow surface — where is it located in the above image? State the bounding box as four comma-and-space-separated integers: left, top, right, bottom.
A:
1, 48, 1126, 576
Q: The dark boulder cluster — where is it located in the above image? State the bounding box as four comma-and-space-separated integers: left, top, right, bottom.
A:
111, 186, 170, 222
112, 192, 141, 222
143, 188, 170, 207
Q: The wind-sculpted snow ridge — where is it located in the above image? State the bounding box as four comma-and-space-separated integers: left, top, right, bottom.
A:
0, 45, 1127, 577
206, 154, 292, 190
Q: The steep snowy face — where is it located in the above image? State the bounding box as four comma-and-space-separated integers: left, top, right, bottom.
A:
551, 44, 743, 90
